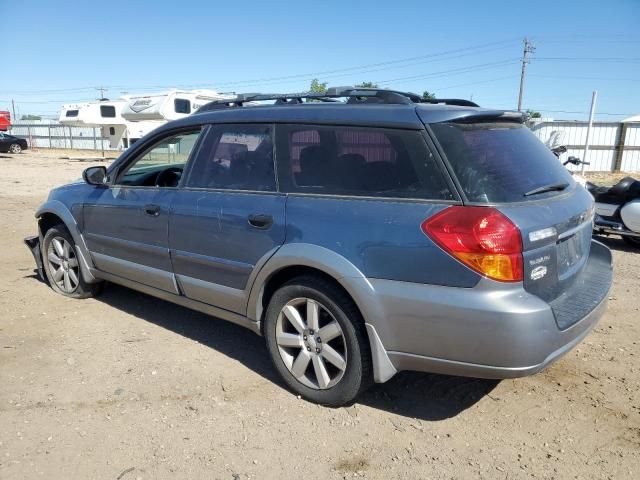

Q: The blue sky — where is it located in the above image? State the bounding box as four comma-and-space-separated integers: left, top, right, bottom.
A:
1, 0, 638, 120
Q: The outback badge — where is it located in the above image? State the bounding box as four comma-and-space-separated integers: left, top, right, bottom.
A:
530, 265, 548, 281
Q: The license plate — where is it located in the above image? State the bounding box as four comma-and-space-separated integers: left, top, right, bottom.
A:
557, 224, 591, 276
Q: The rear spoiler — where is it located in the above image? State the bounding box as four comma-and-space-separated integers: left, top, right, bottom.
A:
450, 110, 526, 124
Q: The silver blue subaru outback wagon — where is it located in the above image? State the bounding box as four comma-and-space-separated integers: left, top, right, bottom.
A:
25, 87, 612, 406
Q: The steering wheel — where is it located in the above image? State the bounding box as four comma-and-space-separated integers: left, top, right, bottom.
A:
155, 167, 183, 187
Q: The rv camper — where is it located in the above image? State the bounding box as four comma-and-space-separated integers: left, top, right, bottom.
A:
121, 89, 231, 122
59, 99, 161, 148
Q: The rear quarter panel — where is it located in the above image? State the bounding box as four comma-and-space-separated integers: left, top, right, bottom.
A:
284, 195, 480, 287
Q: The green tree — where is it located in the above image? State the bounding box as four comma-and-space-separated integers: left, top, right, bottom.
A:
526, 109, 542, 119
21, 114, 42, 120
355, 81, 378, 88
422, 91, 436, 101
309, 78, 327, 94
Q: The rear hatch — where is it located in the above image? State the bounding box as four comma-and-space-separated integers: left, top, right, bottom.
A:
428, 120, 604, 329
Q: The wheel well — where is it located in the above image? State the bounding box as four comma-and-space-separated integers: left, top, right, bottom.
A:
260, 265, 362, 327
38, 213, 64, 236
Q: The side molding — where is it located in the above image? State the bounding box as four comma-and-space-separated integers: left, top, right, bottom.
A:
35, 200, 99, 283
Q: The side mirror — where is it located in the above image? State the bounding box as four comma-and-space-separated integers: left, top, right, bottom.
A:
83, 166, 107, 186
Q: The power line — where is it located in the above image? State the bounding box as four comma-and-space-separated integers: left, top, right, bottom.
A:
529, 74, 640, 82
2, 39, 521, 95
375, 59, 519, 85
535, 57, 640, 62
430, 75, 518, 92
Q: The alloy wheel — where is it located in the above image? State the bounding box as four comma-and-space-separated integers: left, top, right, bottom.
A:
47, 237, 80, 293
275, 297, 347, 389
9, 144, 21, 154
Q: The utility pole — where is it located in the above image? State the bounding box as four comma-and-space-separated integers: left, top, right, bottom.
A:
96, 86, 107, 100
11, 99, 16, 122
517, 37, 535, 112
582, 90, 598, 174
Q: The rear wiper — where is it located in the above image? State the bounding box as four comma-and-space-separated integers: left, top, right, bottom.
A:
524, 182, 569, 197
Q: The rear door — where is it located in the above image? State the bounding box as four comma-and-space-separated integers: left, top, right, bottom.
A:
428, 121, 597, 317
169, 123, 286, 314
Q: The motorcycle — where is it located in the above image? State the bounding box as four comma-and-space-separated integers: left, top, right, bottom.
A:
554, 146, 640, 248
587, 175, 640, 248
552, 145, 587, 187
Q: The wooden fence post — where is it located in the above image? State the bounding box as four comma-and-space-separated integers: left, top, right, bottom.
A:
613, 123, 628, 172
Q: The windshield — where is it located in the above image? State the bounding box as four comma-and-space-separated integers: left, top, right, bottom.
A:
431, 122, 574, 203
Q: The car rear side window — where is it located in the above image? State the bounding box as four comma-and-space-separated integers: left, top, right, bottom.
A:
276, 124, 453, 200
186, 124, 276, 191
430, 122, 574, 203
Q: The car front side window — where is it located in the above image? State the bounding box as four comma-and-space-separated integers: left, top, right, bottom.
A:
114, 130, 202, 188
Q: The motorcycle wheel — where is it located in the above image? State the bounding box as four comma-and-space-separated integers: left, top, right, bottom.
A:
623, 236, 640, 249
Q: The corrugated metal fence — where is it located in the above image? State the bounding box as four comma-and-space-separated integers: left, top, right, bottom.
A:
8, 120, 121, 151
7, 119, 640, 172
530, 120, 640, 172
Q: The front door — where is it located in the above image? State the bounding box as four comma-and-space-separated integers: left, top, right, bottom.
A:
169, 124, 286, 314
83, 129, 203, 292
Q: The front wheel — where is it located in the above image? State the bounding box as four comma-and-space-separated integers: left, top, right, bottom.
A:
9, 143, 22, 154
623, 235, 640, 249
41, 225, 102, 298
264, 276, 371, 406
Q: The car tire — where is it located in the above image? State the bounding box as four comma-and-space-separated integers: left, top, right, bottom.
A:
623, 235, 640, 249
9, 143, 22, 154
41, 224, 103, 299
264, 275, 372, 406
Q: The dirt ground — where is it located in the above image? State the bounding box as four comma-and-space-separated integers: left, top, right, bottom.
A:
1, 150, 639, 480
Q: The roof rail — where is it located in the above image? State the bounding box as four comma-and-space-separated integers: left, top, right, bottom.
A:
196, 86, 479, 113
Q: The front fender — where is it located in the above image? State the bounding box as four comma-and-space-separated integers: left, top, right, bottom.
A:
35, 200, 98, 283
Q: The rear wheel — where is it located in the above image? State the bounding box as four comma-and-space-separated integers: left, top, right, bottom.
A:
264, 276, 371, 406
9, 143, 22, 154
42, 225, 102, 298
623, 235, 640, 248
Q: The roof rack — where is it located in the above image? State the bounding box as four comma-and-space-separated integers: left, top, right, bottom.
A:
196, 86, 479, 113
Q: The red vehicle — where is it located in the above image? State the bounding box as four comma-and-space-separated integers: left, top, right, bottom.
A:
0, 111, 11, 131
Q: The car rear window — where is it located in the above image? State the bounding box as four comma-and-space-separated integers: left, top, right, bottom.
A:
430, 122, 574, 203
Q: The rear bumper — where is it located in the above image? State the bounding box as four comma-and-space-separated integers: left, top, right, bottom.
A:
386, 292, 607, 379
357, 240, 612, 381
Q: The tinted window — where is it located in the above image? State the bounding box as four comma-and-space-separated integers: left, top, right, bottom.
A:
66, 110, 79, 117
431, 122, 575, 203
100, 105, 116, 118
277, 124, 452, 199
187, 124, 275, 191
109, 127, 115, 135
174, 99, 191, 114
116, 130, 201, 186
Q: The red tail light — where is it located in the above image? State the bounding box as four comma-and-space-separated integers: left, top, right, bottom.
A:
421, 206, 523, 282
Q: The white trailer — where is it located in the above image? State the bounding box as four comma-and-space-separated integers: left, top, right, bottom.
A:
121, 89, 231, 121
59, 89, 230, 149
59, 99, 162, 149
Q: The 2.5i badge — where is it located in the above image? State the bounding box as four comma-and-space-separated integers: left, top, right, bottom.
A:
530, 265, 548, 281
